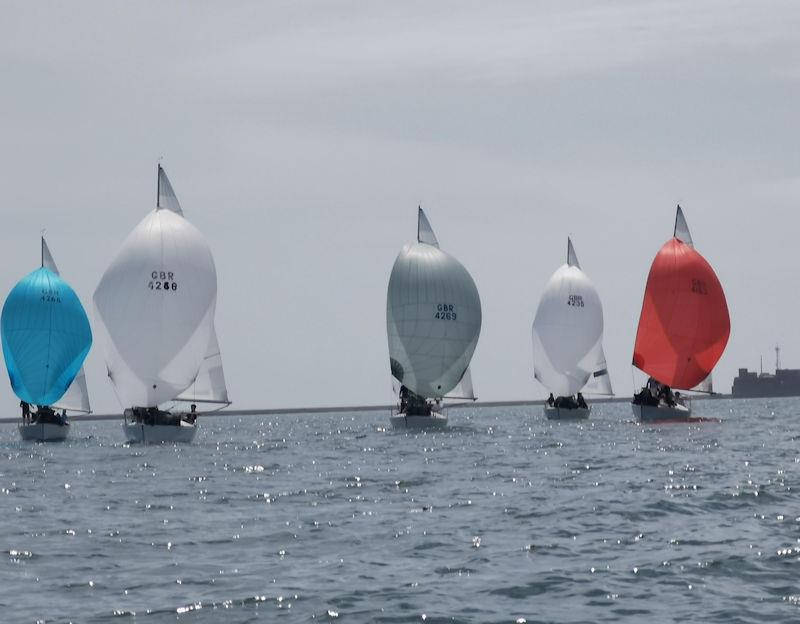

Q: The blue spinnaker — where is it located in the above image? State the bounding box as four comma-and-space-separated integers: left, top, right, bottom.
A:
1, 268, 92, 406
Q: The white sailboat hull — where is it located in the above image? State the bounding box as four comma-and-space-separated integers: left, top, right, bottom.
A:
544, 405, 590, 420
390, 412, 448, 430
19, 422, 69, 442
632, 402, 691, 422
123, 421, 197, 444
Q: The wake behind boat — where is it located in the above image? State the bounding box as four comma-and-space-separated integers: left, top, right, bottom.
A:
94, 165, 230, 444
2, 237, 93, 442
386, 207, 481, 429
631, 206, 730, 422
532, 238, 613, 420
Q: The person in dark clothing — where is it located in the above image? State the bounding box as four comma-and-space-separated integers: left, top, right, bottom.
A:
399, 385, 409, 414
577, 393, 588, 409
20, 401, 30, 423
547, 393, 555, 407
634, 386, 659, 406
656, 384, 675, 407
555, 395, 578, 409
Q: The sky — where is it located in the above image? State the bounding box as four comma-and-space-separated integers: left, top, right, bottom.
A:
1, 1, 800, 412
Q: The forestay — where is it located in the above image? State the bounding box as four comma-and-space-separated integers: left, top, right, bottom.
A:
532, 238, 611, 397
94, 166, 220, 408
387, 208, 481, 399
1, 238, 92, 407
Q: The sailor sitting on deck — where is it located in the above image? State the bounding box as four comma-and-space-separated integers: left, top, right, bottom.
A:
185, 404, 198, 424
554, 395, 578, 409
547, 393, 555, 407
658, 385, 676, 407
399, 385, 409, 413
633, 386, 659, 406
576, 393, 588, 409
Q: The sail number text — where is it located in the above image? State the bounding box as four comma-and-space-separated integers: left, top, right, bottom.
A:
40, 288, 61, 303
691, 279, 708, 295
435, 303, 457, 320
567, 294, 584, 307
148, 271, 178, 292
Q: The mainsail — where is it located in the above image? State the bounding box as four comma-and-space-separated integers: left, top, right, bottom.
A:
632, 205, 730, 390
1, 237, 92, 407
94, 165, 227, 408
174, 326, 230, 405
386, 207, 481, 399
445, 366, 476, 401
532, 238, 612, 397
41, 238, 92, 413
53, 367, 91, 413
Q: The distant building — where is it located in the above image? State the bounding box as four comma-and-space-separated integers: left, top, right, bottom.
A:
731, 345, 800, 398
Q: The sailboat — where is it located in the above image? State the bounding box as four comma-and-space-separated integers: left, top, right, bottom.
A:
532, 238, 613, 419
93, 165, 230, 443
631, 205, 730, 422
1, 238, 92, 441
386, 207, 481, 429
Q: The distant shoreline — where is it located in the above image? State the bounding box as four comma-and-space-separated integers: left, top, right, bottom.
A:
0, 394, 732, 424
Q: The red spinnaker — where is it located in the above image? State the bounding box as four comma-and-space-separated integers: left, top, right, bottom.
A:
632, 238, 730, 389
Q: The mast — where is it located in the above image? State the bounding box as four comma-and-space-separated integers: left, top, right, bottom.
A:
776, 344, 781, 372
156, 163, 161, 208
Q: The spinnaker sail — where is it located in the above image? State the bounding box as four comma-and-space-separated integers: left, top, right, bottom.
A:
94, 165, 228, 408
632, 205, 730, 390
386, 207, 481, 399
532, 238, 612, 396
1, 238, 92, 407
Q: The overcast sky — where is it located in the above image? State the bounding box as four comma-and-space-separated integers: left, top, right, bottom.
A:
1, 1, 799, 412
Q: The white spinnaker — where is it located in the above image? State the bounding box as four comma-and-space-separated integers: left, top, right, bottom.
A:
174, 326, 230, 404
52, 367, 91, 413
532, 243, 607, 397
387, 242, 481, 400
94, 183, 217, 408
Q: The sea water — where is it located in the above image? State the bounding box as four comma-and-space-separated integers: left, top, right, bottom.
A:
1, 398, 799, 623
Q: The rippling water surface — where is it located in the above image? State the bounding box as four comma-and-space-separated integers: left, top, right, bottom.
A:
2, 398, 800, 622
